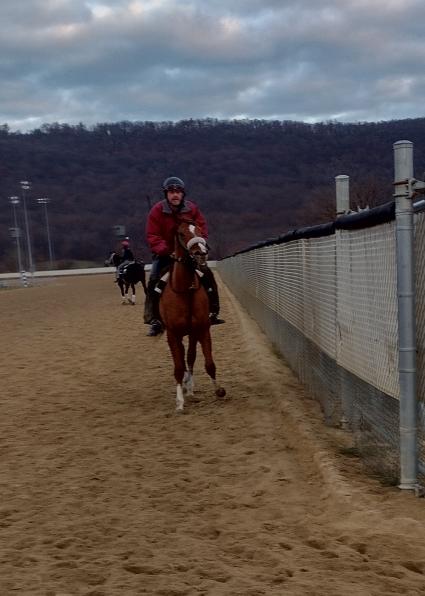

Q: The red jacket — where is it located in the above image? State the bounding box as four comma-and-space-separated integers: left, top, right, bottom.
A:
146, 199, 208, 256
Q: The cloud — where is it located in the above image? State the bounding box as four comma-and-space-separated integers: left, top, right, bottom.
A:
1, 0, 425, 131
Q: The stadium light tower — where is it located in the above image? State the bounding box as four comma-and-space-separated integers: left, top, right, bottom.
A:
20, 180, 35, 273
9, 196, 23, 273
37, 197, 54, 270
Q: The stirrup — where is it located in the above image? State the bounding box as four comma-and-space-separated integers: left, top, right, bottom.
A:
154, 279, 167, 294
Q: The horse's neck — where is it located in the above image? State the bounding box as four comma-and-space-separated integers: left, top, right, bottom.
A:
170, 248, 197, 292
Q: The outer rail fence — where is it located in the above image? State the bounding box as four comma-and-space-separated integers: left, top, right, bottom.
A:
0, 267, 116, 288
0, 267, 115, 281
0, 262, 217, 284
217, 140, 425, 492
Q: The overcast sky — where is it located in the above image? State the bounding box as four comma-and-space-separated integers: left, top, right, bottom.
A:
2, 0, 425, 132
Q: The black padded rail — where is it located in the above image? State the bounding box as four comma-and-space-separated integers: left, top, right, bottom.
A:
226, 200, 396, 257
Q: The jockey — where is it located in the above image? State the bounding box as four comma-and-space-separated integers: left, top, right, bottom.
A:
116, 239, 135, 279
120, 239, 134, 262
144, 176, 224, 336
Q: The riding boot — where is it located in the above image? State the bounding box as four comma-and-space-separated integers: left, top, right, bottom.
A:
144, 278, 164, 335
144, 282, 161, 322
201, 269, 225, 324
147, 319, 163, 336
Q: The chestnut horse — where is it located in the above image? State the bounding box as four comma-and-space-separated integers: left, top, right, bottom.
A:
159, 220, 226, 412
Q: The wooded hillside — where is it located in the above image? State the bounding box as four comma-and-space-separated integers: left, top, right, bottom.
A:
1, 117, 425, 272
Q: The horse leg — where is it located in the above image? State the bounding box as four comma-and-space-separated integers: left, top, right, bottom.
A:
183, 334, 197, 399
166, 331, 186, 412
128, 283, 136, 305
123, 282, 131, 305
199, 329, 226, 398
118, 280, 126, 304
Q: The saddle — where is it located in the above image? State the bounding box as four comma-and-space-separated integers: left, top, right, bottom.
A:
118, 260, 135, 276
154, 264, 205, 294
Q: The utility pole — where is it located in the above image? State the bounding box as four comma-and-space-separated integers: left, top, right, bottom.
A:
20, 180, 35, 273
9, 196, 23, 273
37, 197, 55, 269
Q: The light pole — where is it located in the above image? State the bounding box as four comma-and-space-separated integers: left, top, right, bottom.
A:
20, 180, 35, 273
37, 197, 54, 270
9, 196, 23, 273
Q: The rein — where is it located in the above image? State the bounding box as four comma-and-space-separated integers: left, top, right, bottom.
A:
169, 226, 208, 293
176, 228, 208, 266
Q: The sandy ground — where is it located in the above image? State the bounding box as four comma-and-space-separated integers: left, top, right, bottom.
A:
1, 273, 425, 596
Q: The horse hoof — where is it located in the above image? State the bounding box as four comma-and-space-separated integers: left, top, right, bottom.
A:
175, 407, 185, 415
215, 387, 226, 398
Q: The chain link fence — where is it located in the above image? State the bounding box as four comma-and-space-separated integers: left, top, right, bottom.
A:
218, 204, 425, 485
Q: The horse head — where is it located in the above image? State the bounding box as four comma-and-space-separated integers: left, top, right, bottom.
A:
176, 220, 208, 268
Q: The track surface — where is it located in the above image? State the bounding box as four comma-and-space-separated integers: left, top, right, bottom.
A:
1, 275, 425, 595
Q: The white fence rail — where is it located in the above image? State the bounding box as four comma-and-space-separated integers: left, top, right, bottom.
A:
0, 267, 114, 280
0, 261, 217, 282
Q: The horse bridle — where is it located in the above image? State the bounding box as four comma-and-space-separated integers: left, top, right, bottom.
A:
177, 225, 209, 268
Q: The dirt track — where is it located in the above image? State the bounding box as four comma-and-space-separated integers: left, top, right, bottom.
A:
1, 273, 425, 595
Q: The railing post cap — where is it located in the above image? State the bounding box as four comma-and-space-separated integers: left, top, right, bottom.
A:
394, 140, 413, 147
335, 174, 349, 180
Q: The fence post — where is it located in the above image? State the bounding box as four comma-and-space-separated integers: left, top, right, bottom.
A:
335, 175, 350, 216
393, 140, 418, 491
335, 175, 351, 428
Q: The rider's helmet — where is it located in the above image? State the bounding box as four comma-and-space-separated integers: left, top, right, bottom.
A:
163, 176, 185, 197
